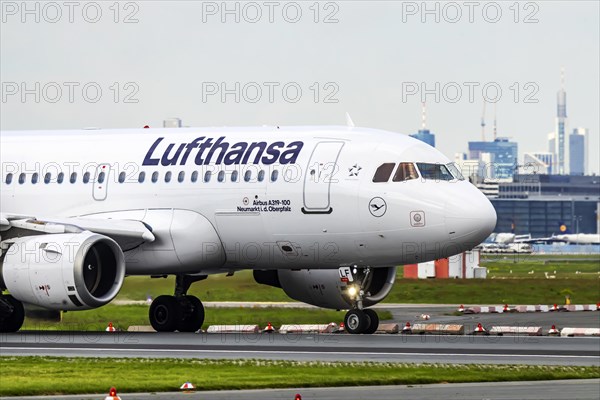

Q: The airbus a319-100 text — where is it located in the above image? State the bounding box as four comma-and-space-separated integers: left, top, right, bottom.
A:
0, 125, 496, 334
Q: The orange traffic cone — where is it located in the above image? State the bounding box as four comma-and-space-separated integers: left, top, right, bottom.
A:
104, 387, 121, 400
548, 325, 560, 335
473, 323, 487, 334
458, 305, 465, 312
551, 304, 559, 311
503, 304, 510, 312
338, 322, 345, 332
295, 394, 302, 400
596, 303, 600, 311
401, 322, 412, 334
263, 322, 275, 333
105, 322, 116, 332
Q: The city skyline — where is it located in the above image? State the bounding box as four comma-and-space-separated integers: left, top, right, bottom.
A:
1, 2, 598, 174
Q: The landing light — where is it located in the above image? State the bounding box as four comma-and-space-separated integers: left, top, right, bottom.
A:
347, 285, 358, 298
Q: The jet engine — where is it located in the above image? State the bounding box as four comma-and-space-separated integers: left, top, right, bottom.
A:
254, 267, 396, 309
0, 231, 125, 310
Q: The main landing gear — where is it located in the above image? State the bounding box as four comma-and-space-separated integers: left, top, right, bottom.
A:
0, 294, 25, 333
343, 266, 380, 334
149, 275, 206, 332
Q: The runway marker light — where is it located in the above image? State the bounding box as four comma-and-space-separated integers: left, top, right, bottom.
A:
458, 305, 465, 312
295, 394, 302, 400
105, 322, 116, 332
401, 322, 412, 333
551, 304, 559, 311
473, 323, 487, 334
104, 387, 121, 400
548, 325, 560, 335
503, 304, 510, 312
339, 322, 345, 332
263, 322, 275, 333
596, 302, 600, 311
180, 382, 196, 391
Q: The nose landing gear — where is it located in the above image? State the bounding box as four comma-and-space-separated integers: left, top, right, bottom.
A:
342, 267, 380, 334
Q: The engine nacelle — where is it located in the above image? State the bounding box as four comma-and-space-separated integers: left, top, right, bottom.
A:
254, 267, 396, 310
1, 231, 125, 310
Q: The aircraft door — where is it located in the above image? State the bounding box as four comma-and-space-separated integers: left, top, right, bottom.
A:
302, 141, 344, 214
92, 163, 110, 201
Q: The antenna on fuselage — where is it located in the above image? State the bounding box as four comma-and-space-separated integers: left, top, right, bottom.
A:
345, 112, 355, 128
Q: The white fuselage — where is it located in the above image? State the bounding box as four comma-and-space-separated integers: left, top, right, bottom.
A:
0, 126, 496, 275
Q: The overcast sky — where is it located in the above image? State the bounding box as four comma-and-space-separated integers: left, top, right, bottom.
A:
1, 1, 598, 173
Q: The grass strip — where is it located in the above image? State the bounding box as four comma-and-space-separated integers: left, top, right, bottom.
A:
0, 357, 598, 397
22, 306, 393, 331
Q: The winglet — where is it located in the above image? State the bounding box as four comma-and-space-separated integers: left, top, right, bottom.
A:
345, 112, 355, 128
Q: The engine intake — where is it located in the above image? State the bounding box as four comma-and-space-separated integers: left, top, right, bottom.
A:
1, 231, 125, 310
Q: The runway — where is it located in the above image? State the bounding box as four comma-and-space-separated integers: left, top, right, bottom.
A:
4, 380, 600, 400
1, 331, 599, 366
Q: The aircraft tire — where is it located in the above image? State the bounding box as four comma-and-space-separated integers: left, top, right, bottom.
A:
149, 295, 181, 332
176, 296, 205, 333
0, 295, 25, 333
363, 309, 379, 334
344, 309, 369, 334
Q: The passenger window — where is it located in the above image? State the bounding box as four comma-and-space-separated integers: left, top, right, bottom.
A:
393, 163, 419, 182
5, 173, 13, 185
118, 172, 126, 183
165, 171, 172, 183
152, 172, 159, 183
95, 172, 103, 184
231, 170, 238, 182
83, 172, 90, 184
18, 173, 25, 184
32, 173, 39, 184
178, 171, 185, 183
373, 163, 395, 183
44, 173, 51, 184
258, 170, 265, 182
218, 171, 225, 182
244, 170, 252, 182
416, 163, 454, 181
70, 172, 77, 184
271, 170, 279, 182
138, 172, 146, 183
57, 173, 65, 184
204, 171, 212, 182
191, 171, 198, 183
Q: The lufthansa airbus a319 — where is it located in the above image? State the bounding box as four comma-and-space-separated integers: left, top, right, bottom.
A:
0, 125, 496, 334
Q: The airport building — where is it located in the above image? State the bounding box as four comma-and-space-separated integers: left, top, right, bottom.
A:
489, 174, 600, 236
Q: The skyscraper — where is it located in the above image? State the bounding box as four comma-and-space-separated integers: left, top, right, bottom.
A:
569, 127, 588, 175
468, 138, 518, 179
553, 68, 569, 174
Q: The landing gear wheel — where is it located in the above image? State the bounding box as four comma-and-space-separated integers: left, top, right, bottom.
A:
363, 309, 379, 334
149, 295, 181, 332
0, 296, 25, 333
344, 309, 370, 334
176, 296, 205, 333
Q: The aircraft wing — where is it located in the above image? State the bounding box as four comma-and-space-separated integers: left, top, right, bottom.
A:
0, 213, 155, 244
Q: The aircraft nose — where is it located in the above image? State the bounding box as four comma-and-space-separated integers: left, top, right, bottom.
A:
446, 184, 497, 248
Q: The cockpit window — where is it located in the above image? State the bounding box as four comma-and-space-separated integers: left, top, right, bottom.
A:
416, 163, 454, 181
393, 163, 419, 182
373, 163, 395, 183
446, 162, 465, 180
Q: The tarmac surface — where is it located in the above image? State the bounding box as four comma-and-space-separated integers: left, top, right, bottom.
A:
3, 380, 600, 400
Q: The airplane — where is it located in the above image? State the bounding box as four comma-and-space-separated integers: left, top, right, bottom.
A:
0, 126, 496, 334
